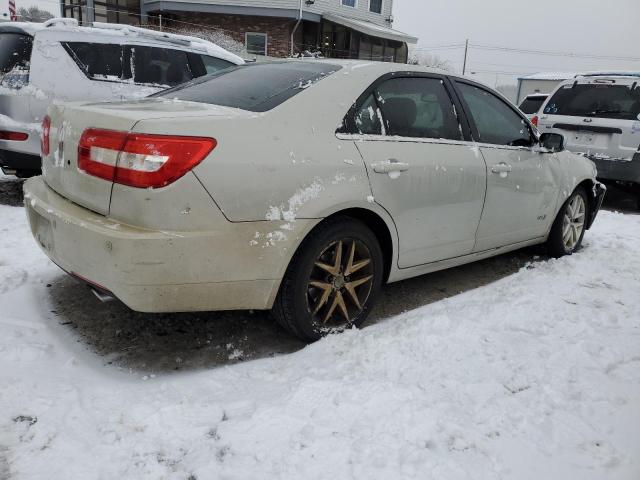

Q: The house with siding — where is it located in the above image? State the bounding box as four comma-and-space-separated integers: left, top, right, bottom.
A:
60, 0, 418, 62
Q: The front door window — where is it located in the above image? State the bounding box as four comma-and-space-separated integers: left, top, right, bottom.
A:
456, 82, 534, 147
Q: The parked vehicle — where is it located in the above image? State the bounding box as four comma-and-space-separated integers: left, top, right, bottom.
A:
0, 18, 243, 178
536, 73, 640, 208
24, 61, 605, 342
518, 93, 548, 121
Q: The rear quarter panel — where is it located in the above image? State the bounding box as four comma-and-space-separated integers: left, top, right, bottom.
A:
133, 70, 384, 224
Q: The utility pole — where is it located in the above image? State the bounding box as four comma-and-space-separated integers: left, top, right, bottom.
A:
462, 39, 469, 75
159, 13, 162, 31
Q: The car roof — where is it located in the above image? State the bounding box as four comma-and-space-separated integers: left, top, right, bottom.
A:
524, 93, 549, 99
1, 18, 243, 64
558, 74, 640, 86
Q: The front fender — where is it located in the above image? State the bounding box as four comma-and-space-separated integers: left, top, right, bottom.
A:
551, 150, 604, 230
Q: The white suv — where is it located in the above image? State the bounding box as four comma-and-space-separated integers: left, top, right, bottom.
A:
0, 18, 243, 177
536, 73, 640, 208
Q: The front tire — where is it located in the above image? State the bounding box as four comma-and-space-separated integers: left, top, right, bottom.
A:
547, 186, 588, 257
272, 217, 384, 342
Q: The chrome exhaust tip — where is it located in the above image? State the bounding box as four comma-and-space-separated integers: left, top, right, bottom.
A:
91, 288, 115, 303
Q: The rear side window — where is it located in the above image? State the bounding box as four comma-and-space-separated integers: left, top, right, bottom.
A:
0, 33, 33, 88
456, 82, 534, 147
156, 62, 341, 112
519, 96, 546, 114
130, 45, 192, 87
63, 42, 230, 87
543, 83, 640, 120
355, 94, 383, 135
184, 53, 234, 78
200, 55, 234, 75
63, 42, 124, 80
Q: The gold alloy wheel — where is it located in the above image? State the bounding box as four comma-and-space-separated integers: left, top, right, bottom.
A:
307, 239, 374, 326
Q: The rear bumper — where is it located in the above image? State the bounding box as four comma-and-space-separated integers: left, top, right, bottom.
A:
591, 152, 640, 185
0, 148, 41, 173
23, 176, 318, 313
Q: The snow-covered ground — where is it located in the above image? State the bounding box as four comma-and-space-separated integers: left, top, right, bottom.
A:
1, 186, 639, 479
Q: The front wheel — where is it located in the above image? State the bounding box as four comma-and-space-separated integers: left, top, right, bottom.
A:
272, 217, 384, 342
547, 187, 589, 257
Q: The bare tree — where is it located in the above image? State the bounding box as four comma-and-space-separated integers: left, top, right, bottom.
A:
17, 6, 54, 22
407, 49, 452, 72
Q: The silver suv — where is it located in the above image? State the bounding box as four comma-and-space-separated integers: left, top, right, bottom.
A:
0, 18, 243, 177
537, 73, 640, 208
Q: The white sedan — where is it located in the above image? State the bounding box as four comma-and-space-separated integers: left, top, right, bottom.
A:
24, 60, 606, 341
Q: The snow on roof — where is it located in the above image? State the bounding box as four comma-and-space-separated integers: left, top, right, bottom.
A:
0, 18, 243, 65
577, 71, 640, 78
519, 72, 579, 81
521, 70, 640, 81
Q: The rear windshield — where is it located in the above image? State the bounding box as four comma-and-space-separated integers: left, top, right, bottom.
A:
543, 83, 640, 120
154, 62, 341, 112
0, 33, 33, 88
519, 96, 546, 114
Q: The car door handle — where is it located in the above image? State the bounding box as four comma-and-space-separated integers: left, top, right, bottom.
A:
372, 159, 410, 174
491, 163, 512, 174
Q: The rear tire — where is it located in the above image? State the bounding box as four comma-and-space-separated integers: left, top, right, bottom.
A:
547, 186, 589, 257
272, 217, 384, 342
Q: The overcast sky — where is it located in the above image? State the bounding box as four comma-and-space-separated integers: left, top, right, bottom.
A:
393, 0, 640, 87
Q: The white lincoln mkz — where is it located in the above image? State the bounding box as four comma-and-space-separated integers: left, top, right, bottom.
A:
24, 60, 606, 341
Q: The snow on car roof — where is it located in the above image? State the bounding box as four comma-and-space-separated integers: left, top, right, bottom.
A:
0, 18, 243, 65
576, 71, 640, 79
521, 71, 640, 81
519, 72, 580, 81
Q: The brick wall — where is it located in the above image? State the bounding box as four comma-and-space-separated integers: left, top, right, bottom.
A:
170, 13, 296, 57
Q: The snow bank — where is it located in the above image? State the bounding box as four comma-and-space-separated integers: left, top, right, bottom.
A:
0, 202, 639, 479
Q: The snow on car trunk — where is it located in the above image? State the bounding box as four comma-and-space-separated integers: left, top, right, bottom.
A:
0, 200, 639, 479
42, 99, 249, 216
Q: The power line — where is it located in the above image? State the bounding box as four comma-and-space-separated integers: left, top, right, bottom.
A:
469, 42, 640, 62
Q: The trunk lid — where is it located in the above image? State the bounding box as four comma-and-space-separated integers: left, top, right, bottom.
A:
42, 98, 248, 215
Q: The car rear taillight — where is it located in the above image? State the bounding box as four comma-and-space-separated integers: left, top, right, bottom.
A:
0, 130, 28, 141
41, 116, 51, 156
531, 115, 539, 127
77, 129, 216, 188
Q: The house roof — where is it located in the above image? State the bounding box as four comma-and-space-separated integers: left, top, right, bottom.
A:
323, 12, 418, 44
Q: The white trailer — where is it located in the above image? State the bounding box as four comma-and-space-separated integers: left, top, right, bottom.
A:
516, 72, 578, 104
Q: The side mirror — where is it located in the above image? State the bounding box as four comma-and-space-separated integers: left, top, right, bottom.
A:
539, 133, 565, 152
